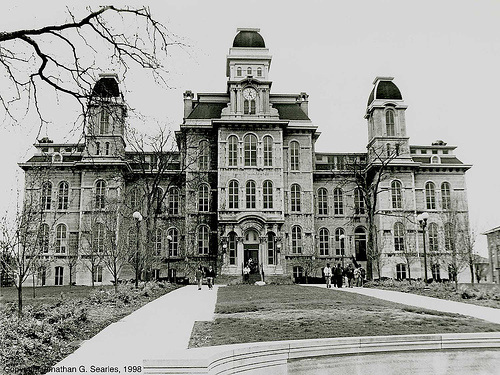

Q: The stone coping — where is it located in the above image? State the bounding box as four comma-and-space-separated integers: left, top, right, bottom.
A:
144, 332, 500, 375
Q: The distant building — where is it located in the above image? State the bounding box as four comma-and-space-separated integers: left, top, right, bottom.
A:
20, 29, 472, 286
482, 227, 500, 284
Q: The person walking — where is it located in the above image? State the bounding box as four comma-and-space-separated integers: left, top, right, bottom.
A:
323, 263, 332, 288
354, 265, 361, 287
195, 265, 204, 290
359, 265, 366, 287
346, 264, 354, 288
334, 263, 343, 288
243, 263, 251, 284
206, 265, 215, 290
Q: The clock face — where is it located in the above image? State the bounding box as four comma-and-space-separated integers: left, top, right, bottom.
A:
243, 87, 257, 100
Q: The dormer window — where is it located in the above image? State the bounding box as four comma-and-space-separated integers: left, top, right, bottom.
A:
431, 155, 440, 164
52, 153, 62, 163
257, 67, 262, 77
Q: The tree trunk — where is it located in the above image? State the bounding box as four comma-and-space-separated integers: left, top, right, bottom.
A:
469, 263, 474, 284
17, 275, 23, 316
32, 273, 36, 298
69, 265, 73, 288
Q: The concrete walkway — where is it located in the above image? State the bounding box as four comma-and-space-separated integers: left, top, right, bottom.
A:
48, 285, 218, 374
303, 284, 500, 324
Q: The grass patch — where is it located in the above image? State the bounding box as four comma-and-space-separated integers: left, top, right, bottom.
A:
189, 285, 500, 348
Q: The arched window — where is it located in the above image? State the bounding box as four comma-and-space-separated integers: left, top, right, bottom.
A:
154, 228, 162, 255
386, 110, 395, 136
391, 180, 402, 209
93, 265, 103, 283
167, 228, 179, 257
93, 223, 105, 254
394, 222, 405, 252
54, 266, 64, 286
257, 67, 262, 77
41, 181, 52, 210
319, 228, 329, 256
38, 223, 50, 253
247, 67, 252, 75
246, 180, 256, 209
99, 110, 109, 134
52, 153, 62, 163
431, 263, 441, 281
428, 223, 439, 252
267, 232, 276, 265
228, 180, 239, 209
198, 184, 209, 212
237, 67, 242, 76
263, 136, 273, 167
198, 140, 210, 170
425, 182, 436, 210
335, 228, 345, 256
444, 222, 454, 252
58, 181, 69, 210
333, 188, 344, 215
263, 180, 273, 209
228, 232, 237, 265
291, 184, 301, 212
169, 188, 180, 215
228, 135, 238, 167
441, 182, 451, 210
95, 180, 106, 209
291, 226, 302, 254
153, 187, 164, 214
290, 141, 300, 171
354, 227, 367, 261
431, 155, 440, 164
55, 224, 67, 254
105, 142, 110, 156
198, 226, 209, 255
244, 134, 257, 166
354, 188, 365, 214
396, 264, 407, 280
129, 187, 140, 210
96, 142, 101, 155
317, 188, 328, 215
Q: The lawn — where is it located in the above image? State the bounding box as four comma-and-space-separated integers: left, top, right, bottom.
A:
189, 284, 500, 348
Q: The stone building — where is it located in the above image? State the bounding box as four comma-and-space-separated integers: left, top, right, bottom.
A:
20, 29, 472, 286
482, 227, 500, 284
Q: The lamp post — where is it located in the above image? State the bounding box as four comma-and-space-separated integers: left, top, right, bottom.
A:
166, 234, 172, 283
339, 234, 346, 267
132, 211, 143, 288
417, 212, 430, 284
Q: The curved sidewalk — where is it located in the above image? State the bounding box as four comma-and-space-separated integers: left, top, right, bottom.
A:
303, 284, 500, 324
47, 285, 218, 374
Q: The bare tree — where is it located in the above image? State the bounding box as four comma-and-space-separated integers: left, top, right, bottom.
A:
0, 6, 181, 129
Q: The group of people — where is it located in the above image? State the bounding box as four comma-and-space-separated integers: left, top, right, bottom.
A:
323, 263, 365, 288
195, 265, 215, 290
242, 258, 256, 283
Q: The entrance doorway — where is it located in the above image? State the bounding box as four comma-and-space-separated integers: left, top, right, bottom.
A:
243, 229, 260, 274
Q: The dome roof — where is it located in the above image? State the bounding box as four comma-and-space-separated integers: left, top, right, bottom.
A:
367, 78, 402, 106
92, 76, 120, 98
233, 29, 265, 48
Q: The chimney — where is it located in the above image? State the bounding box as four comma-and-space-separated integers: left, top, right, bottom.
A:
298, 92, 309, 116
183, 90, 194, 119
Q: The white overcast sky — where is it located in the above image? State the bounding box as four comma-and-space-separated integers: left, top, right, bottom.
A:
1, 0, 500, 256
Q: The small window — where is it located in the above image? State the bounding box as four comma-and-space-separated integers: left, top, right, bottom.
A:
421, 149, 427, 154
443, 150, 449, 154
237, 67, 242, 77
52, 153, 63, 163
247, 67, 252, 75
105, 142, 110, 156
432, 150, 438, 154
431, 155, 440, 164
257, 67, 262, 77
96, 142, 101, 156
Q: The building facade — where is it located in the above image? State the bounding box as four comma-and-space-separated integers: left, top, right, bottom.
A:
20, 29, 472, 286
482, 227, 500, 284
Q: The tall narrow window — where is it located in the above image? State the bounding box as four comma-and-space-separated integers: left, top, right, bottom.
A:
198, 184, 209, 212
244, 134, 257, 166
267, 232, 276, 265
228, 232, 237, 265
55, 224, 67, 254
105, 142, 110, 156
291, 226, 302, 254
291, 184, 301, 212
319, 228, 329, 256
396, 264, 407, 280
198, 226, 209, 255
428, 223, 438, 252
247, 67, 252, 75
386, 110, 395, 136
290, 141, 300, 171
130, 188, 139, 210
335, 228, 345, 256
167, 228, 179, 257
263, 180, 273, 209
391, 180, 402, 209
333, 188, 344, 215
263, 136, 273, 167
244, 100, 249, 114
425, 182, 436, 210
237, 67, 242, 76
257, 67, 262, 77
354, 227, 367, 261
154, 228, 162, 255
444, 222, 454, 252
54, 266, 64, 286
228, 180, 239, 209
228, 135, 238, 167
394, 222, 405, 252
39, 223, 50, 253
246, 180, 256, 209
94, 223, 105, 254
168, 188, 179, 215
153, 187, 164, 214
198, 140, 209, 170
317, 188, 328, 215
250, 100, 256, 114
58, 181, 69, 210
354, 188, 365, 214
41, 181, 52, 210
96, 142, 101, 155
441, 182, 451, 210
95, 180, 106, 209
100, 110, 109, 134
93, 265, 103, 283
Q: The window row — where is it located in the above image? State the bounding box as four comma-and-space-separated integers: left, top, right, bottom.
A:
129, 186, 180, 215
389, 181, 452, 210
316, 188, 364, 215
391, 221, 456, 252
41, 181, 70, 210
96, 141, 111, 156
236, 66, 263, 77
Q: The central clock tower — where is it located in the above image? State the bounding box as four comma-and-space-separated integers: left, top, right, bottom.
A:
222, 28, 278, 119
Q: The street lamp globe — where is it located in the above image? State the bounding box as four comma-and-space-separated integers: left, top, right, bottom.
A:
166, 235, 173, 241
132, 211, 143, 221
